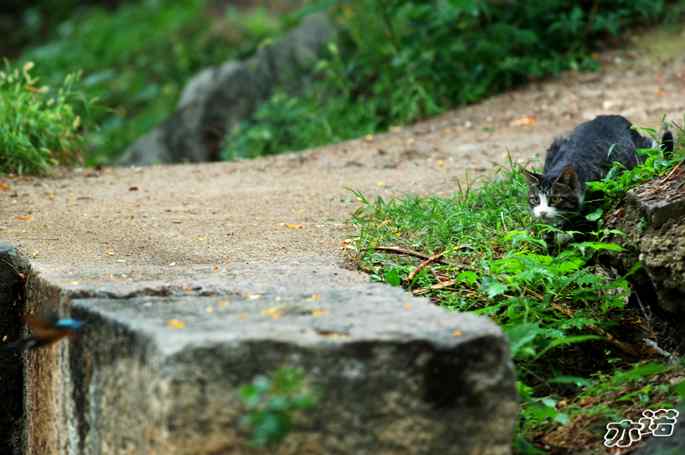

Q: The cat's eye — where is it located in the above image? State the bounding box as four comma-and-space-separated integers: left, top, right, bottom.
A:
549, 196, 561, 205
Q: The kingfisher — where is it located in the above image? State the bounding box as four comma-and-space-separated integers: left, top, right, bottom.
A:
1, 314, 84, 352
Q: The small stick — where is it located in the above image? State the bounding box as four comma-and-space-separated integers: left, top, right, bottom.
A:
413, 279, 457, 296
374, 246, 447, 263
552, 302, 642, 358
660, 160, 683, 184
404, 251, 445, 285
633, 289, 652, 329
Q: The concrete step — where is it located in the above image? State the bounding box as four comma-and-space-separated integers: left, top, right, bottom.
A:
21, 273, 517, 455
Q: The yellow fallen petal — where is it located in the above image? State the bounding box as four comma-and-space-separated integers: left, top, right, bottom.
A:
262, 306, 284, 320
167, 319, 186, 329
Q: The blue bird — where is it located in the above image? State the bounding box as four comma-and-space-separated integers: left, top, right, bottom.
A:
1, 314, 84, 352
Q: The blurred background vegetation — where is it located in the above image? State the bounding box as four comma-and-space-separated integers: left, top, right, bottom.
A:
1, 0, 684, 173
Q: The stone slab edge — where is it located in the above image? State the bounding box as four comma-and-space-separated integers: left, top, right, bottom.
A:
20, 260, 518, 455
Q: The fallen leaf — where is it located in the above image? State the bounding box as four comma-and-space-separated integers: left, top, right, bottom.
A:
404, 303, 412, 311
206, 307, 214, 314
129, 186, 139, 191
311, 308, 328, 317
510, 115, 536, 127
452, 330, 463, 337
167, 319, 185, 329
105, 250, 115, 256
284, 223, 304, 230
0, 182, 10, 191
247, 294, 261, 301
307, 293, 321, 302
262, 307, 284, 319
15, 215, 32, 221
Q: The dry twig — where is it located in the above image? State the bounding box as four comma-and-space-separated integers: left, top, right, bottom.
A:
659, 160, 684, 184
413, 279, 457, 296
404, 251, 445, 285
374, 246, 447, 263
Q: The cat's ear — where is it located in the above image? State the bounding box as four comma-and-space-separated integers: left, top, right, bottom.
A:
555, 165, 580, 191
520, 168, 542, 186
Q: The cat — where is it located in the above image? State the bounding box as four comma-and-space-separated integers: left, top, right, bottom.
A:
522, 115, 673, 225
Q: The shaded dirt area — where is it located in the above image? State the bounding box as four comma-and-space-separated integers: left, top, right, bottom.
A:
1, 26, 685, 291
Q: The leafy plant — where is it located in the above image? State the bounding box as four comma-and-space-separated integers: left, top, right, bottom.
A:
0, 61, 90, 174
16, 0, 291, 164
225, 0, 673, 159
587, 126, 684, 205
239, 367, 318, 448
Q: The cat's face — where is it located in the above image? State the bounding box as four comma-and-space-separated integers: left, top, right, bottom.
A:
522, 166, 583, 224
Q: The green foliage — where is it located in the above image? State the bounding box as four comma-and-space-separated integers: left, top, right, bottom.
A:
353, 170, 630, 370
0, 61, 89, 174
350, 145, 684, 451
239, 367, 317, 448
519, 359, 685, 447
223, 43, 377, 160
225, 0, 671, 159
17, 0, 287, 164
587, 127, 684, 205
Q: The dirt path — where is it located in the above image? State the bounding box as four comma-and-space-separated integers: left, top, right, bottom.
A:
2, 26, 685, 292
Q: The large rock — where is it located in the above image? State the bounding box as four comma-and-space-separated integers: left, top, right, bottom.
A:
119, 13, 336, 165
24, 282, 517, 455
621, 164, 685, 315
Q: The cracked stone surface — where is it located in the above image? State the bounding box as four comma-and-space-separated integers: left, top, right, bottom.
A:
22, 281, 517, 455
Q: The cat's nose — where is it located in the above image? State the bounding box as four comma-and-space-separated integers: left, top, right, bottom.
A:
534, 209, 555, 221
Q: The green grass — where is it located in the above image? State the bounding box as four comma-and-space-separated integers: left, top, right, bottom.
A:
350, 134, 685, 452
0, 61, 90, 174
223, 0, 678, 160
15, 0, 290, 165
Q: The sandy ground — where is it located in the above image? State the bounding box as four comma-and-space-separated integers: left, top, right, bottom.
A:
2, 25, 685, 291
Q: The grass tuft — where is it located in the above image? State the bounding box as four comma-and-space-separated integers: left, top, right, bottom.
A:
0, 61, 90, 174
